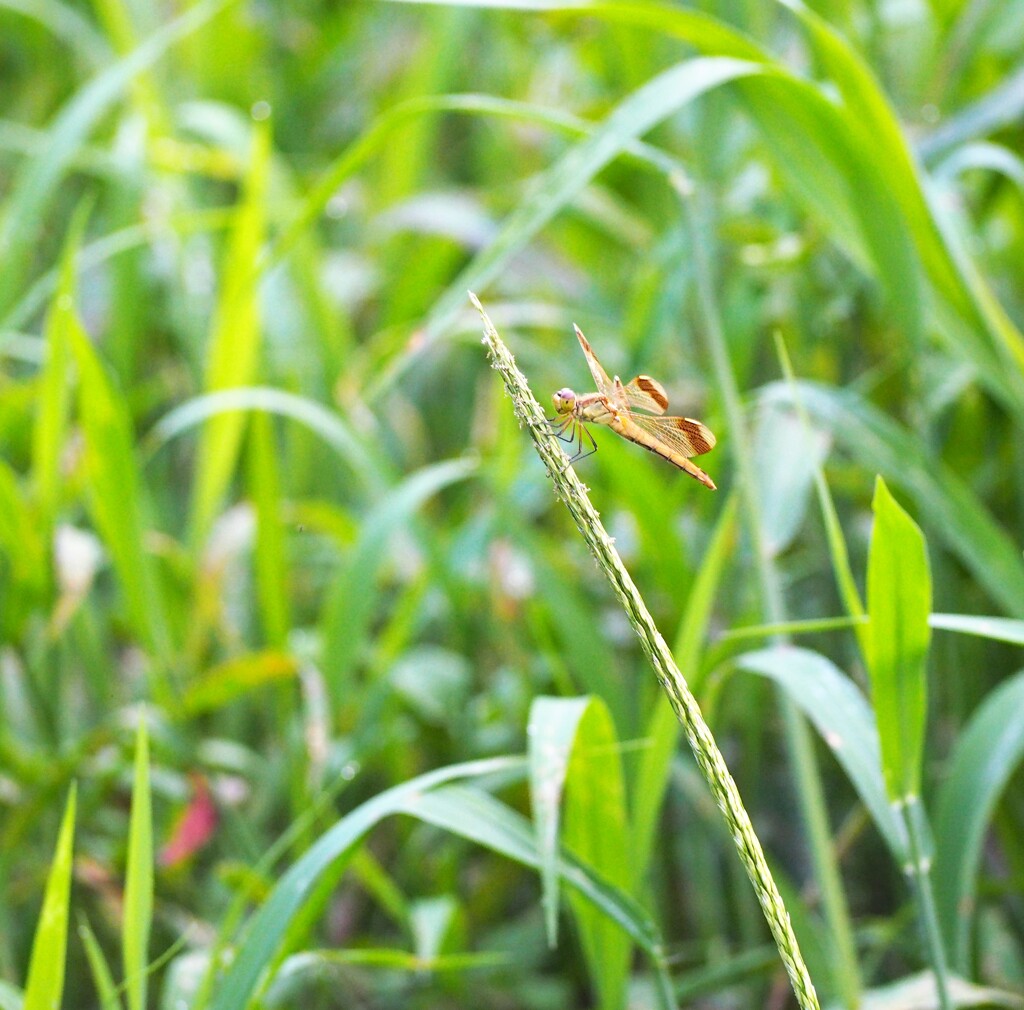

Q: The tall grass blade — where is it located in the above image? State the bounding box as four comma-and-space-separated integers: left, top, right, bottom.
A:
69, 296, 171, 668
248, 412, 289, 648
630, 492, 738, 872
123, 718, 153, 1010
189, 119, 270, 546
22, 786, 76, 1010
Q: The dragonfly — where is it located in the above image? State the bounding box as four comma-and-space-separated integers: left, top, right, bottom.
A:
548, 325, 717, 490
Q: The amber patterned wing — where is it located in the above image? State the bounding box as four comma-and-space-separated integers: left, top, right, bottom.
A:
625, 413, 717, 458
573, 324, 614, 399
622, 375, 669, 415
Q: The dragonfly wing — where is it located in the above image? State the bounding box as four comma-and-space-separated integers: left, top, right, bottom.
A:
573, 325, 614, 398
622, 375, 669, 415
627, 413, 717, 458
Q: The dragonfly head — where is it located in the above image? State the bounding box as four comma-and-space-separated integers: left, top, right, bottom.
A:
552, 387, 576, 415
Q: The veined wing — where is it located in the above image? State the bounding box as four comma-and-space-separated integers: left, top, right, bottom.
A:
573, 324, 614, 398
622, 374, 669, 415
625, 412, 716, 458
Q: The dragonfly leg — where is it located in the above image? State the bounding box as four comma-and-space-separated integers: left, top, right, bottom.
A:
565, 422, 597, 465
543, 416, 576, 443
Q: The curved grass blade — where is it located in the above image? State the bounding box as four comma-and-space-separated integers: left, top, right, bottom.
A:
145, 386, 379, 496
320, 458, 476, 704
929, 614, 1024, 645
735, 647, 906, 861
933, 671, 1024, 970
401, 785, 676, 1010
207, 757, 523, 1010
763, 380, 1024, 619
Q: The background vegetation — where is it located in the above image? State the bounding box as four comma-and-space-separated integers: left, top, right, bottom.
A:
2, 0, 1023, 1008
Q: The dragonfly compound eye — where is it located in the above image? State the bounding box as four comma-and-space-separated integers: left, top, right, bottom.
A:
553, 388, 575, 413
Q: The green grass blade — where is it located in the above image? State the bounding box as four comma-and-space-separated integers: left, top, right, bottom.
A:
78, 914, 122, 1010
0, 458, 47, 631
773, 334, 868, 659
420, 55, 765, 346
320, 458, 476, 703
735, 647, 906, 862
933, 672, 1024, 970
32, 210, 86, 543
22, 785, 76, 1010
0, 0, 237, 314
248, 412, 289, 648
189, 118, 270, 546
123, 719, 153, 1010
68, 299, 171, 668
207, 756, 523, 1010
867, 478, 931, 804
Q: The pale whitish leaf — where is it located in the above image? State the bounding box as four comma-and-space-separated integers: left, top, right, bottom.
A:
930, 613, 1024, 646
528, 696, 590, 947
391, 646, 471, 727
752, 403, 829, 557
841, 969, 1024, 1010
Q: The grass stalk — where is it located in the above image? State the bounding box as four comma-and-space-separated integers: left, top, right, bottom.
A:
471, 294, 821, 1010
680, 183, 863, 1009
902, 798, 953, 1010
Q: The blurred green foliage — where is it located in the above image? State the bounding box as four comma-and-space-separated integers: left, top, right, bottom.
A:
1, 0, 1024, 1007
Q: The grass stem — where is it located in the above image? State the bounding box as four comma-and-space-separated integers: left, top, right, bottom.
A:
472, 293, 821, 1010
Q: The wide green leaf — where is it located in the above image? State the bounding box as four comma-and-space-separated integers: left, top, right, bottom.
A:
867, 477, 931, 803
561, 700, 631, 1010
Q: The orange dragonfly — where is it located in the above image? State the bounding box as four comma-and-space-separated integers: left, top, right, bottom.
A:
548, 325, 717, 490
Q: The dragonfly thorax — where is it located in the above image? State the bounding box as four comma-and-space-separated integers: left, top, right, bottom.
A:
552, 388, 577, 414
